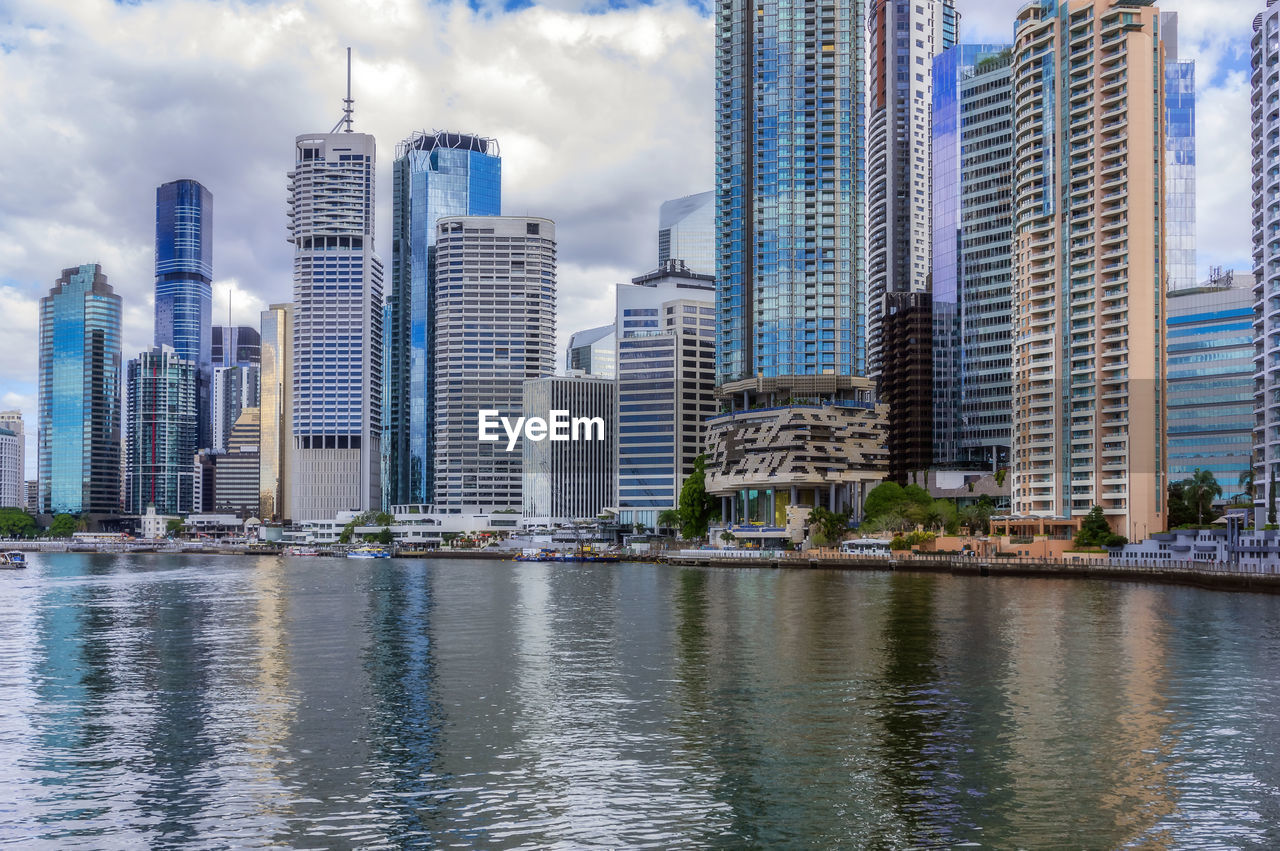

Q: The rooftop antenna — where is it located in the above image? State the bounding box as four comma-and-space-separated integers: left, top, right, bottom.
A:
332, 47, 354, 133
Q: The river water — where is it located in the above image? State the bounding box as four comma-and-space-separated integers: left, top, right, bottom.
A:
2, 554, 1279, 848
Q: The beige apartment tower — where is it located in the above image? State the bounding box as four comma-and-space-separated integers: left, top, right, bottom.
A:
1009, 0, 1167, 541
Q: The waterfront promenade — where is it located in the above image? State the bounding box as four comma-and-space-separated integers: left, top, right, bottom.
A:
666, 549, 1280, 593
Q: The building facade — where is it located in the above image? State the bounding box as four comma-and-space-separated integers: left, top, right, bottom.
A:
1254, 4, 1280, 522
215, 408, 261, 517
867, 0, 958, 380
521, 375, 615, 520
211, 364, 261, 452
288, 129, 383, 521
125, 346, 198, 516
386, 130, 501, 508
259, 303, 293, 522
0, 412, 24, 509
1166, 271, 1254, 499
38, 265, 122, 516
1163, 12, 1197, 293
657, 191, 715, 277
565, 324, 616, 379
613, 263, 718, 530
933, 44, 1015, 468
154, 179, 213, 450
211, 325, 261, 368
1009, 0, 1169, 541
712, 0, 890, 526
432, 216, 556, 512
715, 0, 869, 383
0, 428, 20, 510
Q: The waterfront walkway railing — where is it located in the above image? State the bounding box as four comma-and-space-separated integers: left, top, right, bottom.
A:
671, 549, 1280, 578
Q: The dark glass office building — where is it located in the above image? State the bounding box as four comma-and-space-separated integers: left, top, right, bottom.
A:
385, 131, 500, 507
154, 179, 213, 450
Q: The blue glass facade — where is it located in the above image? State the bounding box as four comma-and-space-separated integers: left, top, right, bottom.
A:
38, 265, 122, 515
1165, 59, 1196, 291
387, 132, 500, 507
715, 0, 866, 383
1165, 277, 1254, 498
154, 179, 213, 450
932, 45, 1014, 466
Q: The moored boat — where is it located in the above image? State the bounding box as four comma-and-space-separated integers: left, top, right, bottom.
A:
347, 546, 391, 559
0, 551, 27, 569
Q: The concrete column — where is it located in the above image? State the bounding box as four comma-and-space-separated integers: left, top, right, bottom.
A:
790, 485, 797, 508
769, 489, 777, 526
829, 482, 836, 511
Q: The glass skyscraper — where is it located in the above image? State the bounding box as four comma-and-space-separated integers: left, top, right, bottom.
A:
1166, 272, 1253, 497
1163, 12, 1196, 292
125, 345, 197, 515
657, 192, 715, 277
386, 131, 501, 507
38, 264, 122, 516
154, 179, 213, 450
715, 0, 867, 383
932, 44, 1014, 468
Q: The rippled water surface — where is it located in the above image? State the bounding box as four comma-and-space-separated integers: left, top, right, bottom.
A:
3, 554, 1280, 848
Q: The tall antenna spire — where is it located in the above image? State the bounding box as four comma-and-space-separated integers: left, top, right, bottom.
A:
332, 47, 355, 133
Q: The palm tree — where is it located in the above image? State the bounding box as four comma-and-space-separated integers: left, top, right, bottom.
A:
1181, 468, 1222, 526
657, 509, 681, 537
1239, 467, 1255, 501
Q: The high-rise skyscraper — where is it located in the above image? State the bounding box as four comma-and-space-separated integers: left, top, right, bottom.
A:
708, 0, 888, 534
38, 264, 122, 516
432, 215, 556, 513
154, 179, 213, 450
259, 303, 293, 522
0, 411, 24, 509
211, 325, 261, 369
866, 0, 958, 481
1162, 12, 1197, 293
933, 44, 1014, 469
657, 192, 715, 277
1254, 3, 1280, 520
385, 131, 501, 508
287, 108, 383, 521
125, 345, 197, 515
611, 262, 717, 531
1009, 0, 1169, 541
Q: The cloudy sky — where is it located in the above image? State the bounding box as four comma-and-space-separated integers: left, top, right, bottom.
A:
0, 0, 1260, 479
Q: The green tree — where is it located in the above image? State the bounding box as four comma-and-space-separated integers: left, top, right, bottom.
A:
719, 530, 736, 546
0, 508, 36, 538
374, 512, 393, 526
1166, 481, 1195, 529
1074, 506, 1112, 548
658, 509, 682, 536
807, 506, 852, 546
862, 481, 906, 522
677, 455, 718, 540
376, 527, 394, 545
165, 518, 185, 537
1180, 468, 1222, 526
48, 514, 77, 538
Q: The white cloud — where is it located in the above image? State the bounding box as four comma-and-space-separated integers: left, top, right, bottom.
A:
0, 0, 712, 372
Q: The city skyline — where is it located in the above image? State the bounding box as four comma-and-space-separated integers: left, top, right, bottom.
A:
0, 0, 1254, 479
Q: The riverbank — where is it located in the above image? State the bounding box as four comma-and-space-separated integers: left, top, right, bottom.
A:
663, 550, 1280, 594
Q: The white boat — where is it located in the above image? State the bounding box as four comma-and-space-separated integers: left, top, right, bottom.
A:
283, 546, 321, 557
0, 551, 27, 569
347, 546, 391, 559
